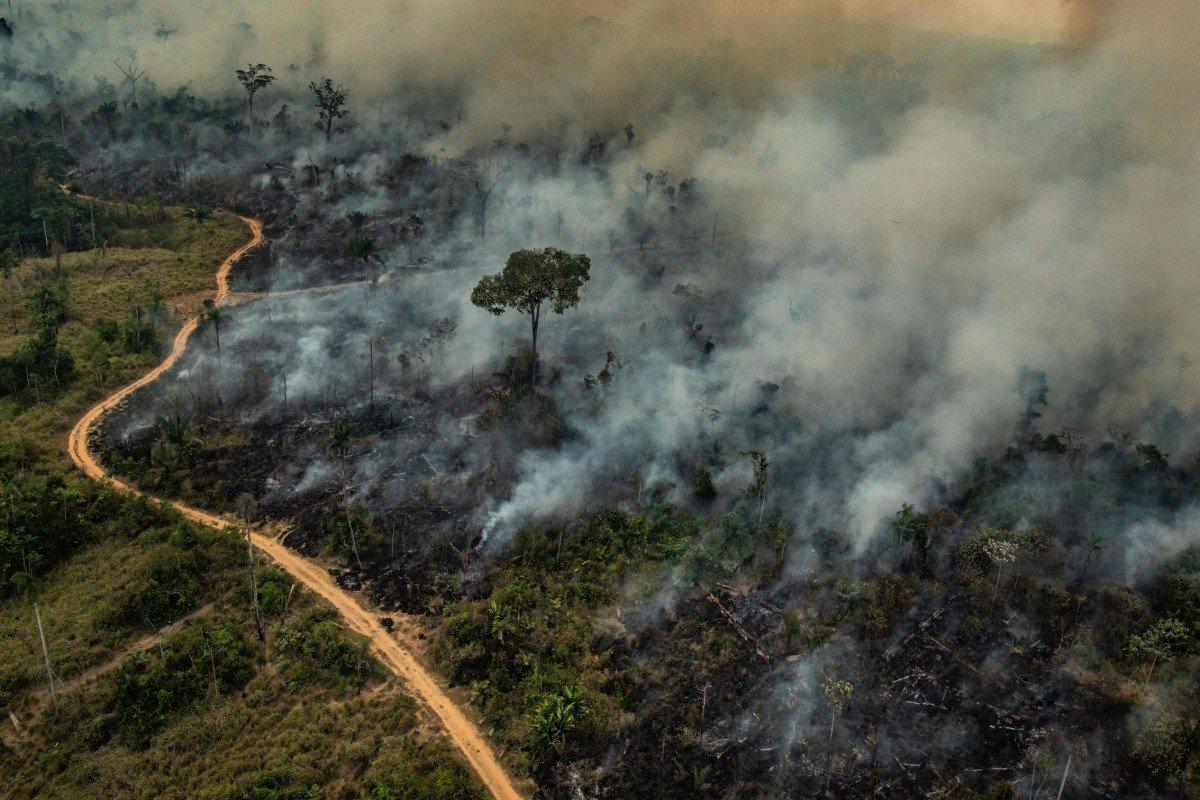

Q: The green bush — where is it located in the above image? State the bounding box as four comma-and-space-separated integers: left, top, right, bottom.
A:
360, 762, 484, 800
107, 616, 254, 745
128, 554, 204, 627
275, 607, 373, 688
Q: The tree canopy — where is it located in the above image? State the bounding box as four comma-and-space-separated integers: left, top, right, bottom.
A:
309, 77, 349, 141
471, 247, 590, 384
235, 63, 276, 113
471, 247, 590, 319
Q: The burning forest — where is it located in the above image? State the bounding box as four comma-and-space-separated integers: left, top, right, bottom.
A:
1, 2, 1199, 799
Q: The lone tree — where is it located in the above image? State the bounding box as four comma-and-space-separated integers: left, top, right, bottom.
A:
235, 63, 276, 117
309, 77, 349, 142
471, 247, 590, 385
94, 101, 118, 139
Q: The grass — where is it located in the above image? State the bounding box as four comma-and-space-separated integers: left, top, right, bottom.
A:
3, 573, 482, 800
0, 206, 246, 467
0, 516, 239, 705
0, 193, 484, 799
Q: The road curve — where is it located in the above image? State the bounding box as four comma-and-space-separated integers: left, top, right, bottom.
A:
66, 212, 526, 800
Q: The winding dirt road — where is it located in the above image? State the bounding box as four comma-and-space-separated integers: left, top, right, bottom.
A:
66, 213, 526, 800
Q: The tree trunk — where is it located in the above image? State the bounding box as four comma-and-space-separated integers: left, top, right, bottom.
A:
477, 190, 489, 238
1055, 755, 1072, 800
246, 533, 265, 644
530, 303, 540, 386
34, 604, 56, 705
5, 280, 14, 334
824, 712, 837, 793
325, 115, 333, 142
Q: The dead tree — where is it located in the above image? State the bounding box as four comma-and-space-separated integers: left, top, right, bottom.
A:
448, 147, 516, 238
706, 592, 770, 662
245, 532, 265, 644
114, 58, 146, 108
34, 604, 56, 705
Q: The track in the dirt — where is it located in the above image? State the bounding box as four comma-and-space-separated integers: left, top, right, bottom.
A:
66, 211, 526, 800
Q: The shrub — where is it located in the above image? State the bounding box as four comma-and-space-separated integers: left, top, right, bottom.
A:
275, 607, 374, 688
107, 616, 253, 745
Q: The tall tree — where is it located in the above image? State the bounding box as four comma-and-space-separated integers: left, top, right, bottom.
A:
94, 101, 118, 139
309, 77, 349, 142
235, 63, 276, 117
470, 247, 590, 385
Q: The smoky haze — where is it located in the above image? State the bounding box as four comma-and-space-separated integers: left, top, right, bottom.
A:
9, 0, 1198, 572
5, 1, 1200, 794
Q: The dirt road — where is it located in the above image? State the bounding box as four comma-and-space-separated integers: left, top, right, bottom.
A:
66, 212, 526, 800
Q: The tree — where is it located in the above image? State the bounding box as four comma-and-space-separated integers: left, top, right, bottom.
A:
0, 249, 17, 333
309, 78, 349, 142
822, 674, 853, 792
344, 234, 383, 287
739, 449, 769, 523
692, 463, 717, 504
24, 275, 69, 334
202, 298, 223, 353
1018, 365, 1048, 433
245, 531, 265, 645
185, 204, 212, 223
235, 63, 275, 117
449, 147, 516, 238
1080, 530, 1107, 578
1129, 618, 1189, 684
892, 503, 931, 564
983, 534, 1021, 597
470, 247, 590, 386
531, 684, 587, 758
113, 58, 146, 108
94, 101, 118, 139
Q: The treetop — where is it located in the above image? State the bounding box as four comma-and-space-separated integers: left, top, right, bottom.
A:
470, 247, 590, 317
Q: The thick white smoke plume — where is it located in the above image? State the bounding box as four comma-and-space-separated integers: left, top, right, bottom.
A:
8, 0, 1199, 569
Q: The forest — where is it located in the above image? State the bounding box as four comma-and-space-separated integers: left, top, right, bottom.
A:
1, 2, 1198, 800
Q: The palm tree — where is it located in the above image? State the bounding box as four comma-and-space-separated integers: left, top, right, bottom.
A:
186, 205, 213, 224
1080, 530, 1106, 578
202, 298, 223, 353
344, 234, 383, 288
95, 101, 118, 139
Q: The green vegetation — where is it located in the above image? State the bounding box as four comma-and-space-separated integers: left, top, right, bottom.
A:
3, 557, 483, 800
428, 460, 1200, 796
435, 508, 699, 770
0, 182, 245, 467
0, 150, 484, 800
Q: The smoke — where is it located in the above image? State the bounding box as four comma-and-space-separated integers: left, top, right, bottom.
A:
11, 0, 1182, 566
7, 1, 1075, 133
466, 0, 1200, 555
7, 1, 1199, 793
